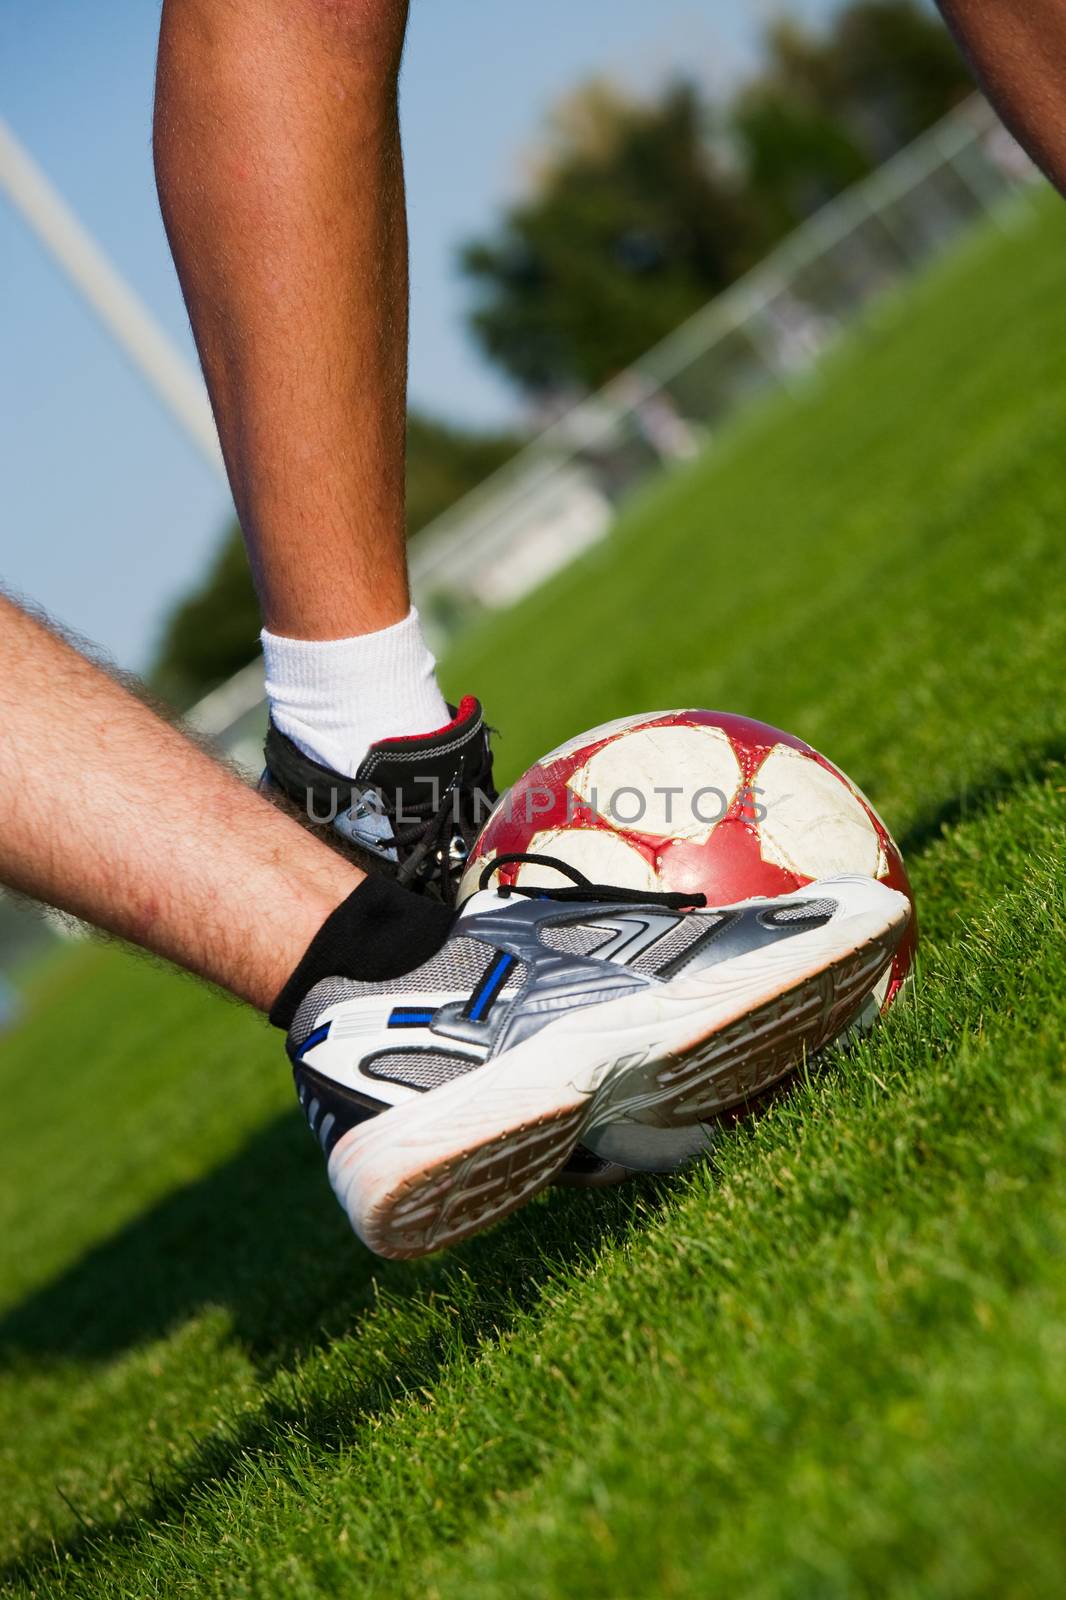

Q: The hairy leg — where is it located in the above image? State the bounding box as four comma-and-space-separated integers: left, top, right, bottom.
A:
0, 594, 363, 1010
938, 1, 1066, 194
153, 0, 411, 640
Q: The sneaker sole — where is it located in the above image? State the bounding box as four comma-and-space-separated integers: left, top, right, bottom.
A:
328, 879, 910, 1258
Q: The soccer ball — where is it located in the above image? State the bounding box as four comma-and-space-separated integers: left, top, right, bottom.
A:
460, 709, 916, 1172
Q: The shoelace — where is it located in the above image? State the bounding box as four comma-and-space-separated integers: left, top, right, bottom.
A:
478, 852, 707, 910
391, 739, 497, 897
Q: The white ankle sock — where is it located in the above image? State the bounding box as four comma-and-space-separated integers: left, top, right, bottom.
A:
261, 607, 452, 777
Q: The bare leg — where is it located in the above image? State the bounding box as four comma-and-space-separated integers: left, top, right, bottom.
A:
153, 0, 411, 641
938, 1, 1066, 194
0, 595, 363, 1011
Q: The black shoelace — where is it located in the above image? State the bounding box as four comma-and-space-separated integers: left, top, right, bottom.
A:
392, 741, 497, 898
478, 852, 706, 910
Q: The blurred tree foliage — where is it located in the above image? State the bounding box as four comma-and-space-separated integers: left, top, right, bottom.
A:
153, 530, 261, 710
151, 412, 519, 707
461, 80, 756, 395
404, 413, 518, 535
461, 0, 973, 395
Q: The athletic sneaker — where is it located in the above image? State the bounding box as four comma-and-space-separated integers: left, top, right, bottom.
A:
285, 855, 910, 1258
262, 696, 495, 902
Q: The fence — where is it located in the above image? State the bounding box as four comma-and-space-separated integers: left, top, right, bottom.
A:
188, 93, 1040, 773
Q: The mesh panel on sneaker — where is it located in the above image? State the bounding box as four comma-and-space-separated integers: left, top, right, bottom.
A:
372, 937, 495, 995
291, 980, 358, 1048
764, 898, 836, 925
364, 1049, 480, 1090
628, 914, 726, 976
290, 937, 497, 1046
539, 922, 616, 958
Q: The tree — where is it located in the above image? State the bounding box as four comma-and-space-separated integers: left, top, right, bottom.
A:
460, 81, 753, 397
151, 529, 261, 710
461, 2, 974, 398
746, 3, 972, 171
404, 413, 518, 535
731, 92, 872, 250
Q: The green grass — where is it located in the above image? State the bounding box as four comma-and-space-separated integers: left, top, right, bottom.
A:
2, 194, 1065, 1598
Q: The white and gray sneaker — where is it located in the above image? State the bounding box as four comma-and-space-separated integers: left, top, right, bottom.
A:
286, 855, 910, 1259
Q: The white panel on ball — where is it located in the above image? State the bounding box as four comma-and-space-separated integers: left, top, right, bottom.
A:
515, 828, 660, 891
568, 724, 743, 843
756, 745, 881, 878
537, 710, 684, 766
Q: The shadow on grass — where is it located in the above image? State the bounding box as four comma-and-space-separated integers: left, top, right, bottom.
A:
0, 1106, 663, 1372
895, 737, 1064, 859
1, 1108, 364, 1368
0, 1110, 671, 1588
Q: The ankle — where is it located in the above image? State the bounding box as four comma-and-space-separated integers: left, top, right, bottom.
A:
261, 607, 451, 777
269, 874, 455, 1030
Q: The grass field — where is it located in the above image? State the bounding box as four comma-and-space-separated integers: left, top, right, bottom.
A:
2, 193, 1065, 1599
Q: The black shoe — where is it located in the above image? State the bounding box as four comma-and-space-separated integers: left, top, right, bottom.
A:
262, 696, 496, 903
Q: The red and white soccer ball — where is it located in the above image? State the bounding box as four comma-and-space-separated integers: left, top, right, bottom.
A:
462, 706, 915, 1025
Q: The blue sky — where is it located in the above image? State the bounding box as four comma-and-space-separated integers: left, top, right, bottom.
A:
0, 0, 839, 672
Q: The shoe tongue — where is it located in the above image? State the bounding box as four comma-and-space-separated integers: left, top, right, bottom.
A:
354, 696, 484, 806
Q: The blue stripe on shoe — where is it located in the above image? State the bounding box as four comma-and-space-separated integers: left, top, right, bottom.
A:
388, 1007, 436, 1027
464, 951, 517, 1022
295, 1022, 331, 1059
